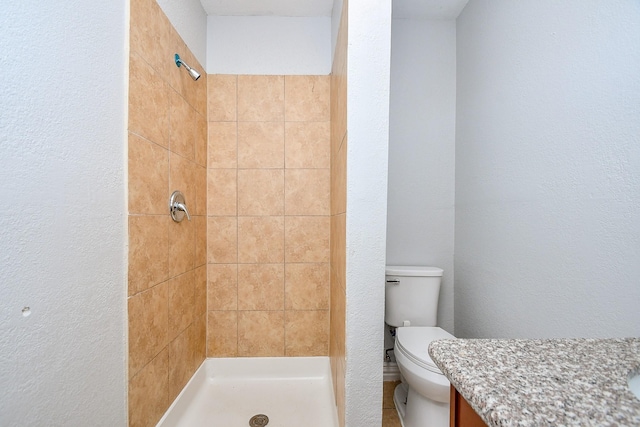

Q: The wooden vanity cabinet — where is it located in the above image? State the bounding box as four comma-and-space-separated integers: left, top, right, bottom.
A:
450, 386, 487, 427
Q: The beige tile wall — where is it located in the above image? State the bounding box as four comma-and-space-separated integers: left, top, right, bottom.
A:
127, 0, 207, 425
330, 0, 348, 426
206, 75, 331, 358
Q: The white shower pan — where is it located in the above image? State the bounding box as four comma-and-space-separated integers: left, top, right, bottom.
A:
156, 357, 339, 427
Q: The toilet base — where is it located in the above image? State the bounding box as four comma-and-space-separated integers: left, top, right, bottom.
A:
393, 382, 409, 426
393, 382, 448, 427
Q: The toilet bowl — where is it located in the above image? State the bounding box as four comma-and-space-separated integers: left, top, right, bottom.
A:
384, 265, 455, 427
393, 327, 455, 427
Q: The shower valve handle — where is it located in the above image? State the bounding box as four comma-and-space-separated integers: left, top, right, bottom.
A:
175, 202, 191, 220
169, 191, 191, 222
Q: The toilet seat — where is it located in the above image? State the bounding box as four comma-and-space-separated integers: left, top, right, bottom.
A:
395, 327, 454, 375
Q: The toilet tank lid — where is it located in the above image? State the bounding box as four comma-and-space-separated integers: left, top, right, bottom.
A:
385, 266, 443, 277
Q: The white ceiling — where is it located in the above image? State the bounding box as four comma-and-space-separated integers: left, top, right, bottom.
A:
199, 0, 334, 16
393, 0, 469, 20
199, 0, 469, 19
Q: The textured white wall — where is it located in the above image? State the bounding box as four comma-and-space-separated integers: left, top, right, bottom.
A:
345, 0, 391, 425
0, 1, 127, 425
387, 18, 456, 333
207, 16, 331, 75
157, 0, 208, 68
455, 0, 640, 338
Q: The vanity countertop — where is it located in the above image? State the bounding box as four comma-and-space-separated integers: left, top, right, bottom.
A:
428, 338, 640, 426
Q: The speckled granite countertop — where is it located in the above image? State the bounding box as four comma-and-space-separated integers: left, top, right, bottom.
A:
429, 338, 640, 426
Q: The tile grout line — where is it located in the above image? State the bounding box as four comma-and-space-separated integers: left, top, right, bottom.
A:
235, 75, 239, 357
283, 75, 287, 356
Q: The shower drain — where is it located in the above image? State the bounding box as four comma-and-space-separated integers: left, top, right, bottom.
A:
249, 414, 269, 427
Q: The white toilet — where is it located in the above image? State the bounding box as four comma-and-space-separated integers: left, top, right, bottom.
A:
385, 266, 455, 427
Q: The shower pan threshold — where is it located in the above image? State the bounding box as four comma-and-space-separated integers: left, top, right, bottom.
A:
156, 357, 339, 427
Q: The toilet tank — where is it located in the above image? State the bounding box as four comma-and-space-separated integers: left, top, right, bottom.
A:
384, 266, 443, 327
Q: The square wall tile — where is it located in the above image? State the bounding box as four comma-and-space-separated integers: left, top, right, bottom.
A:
285, 263, 330, 310
194, 216, 207, 267
330, 267, 346, 359
168, 216, 194, 277
238, 122, 284, 169
331, 138, 347, 215
208, 122, 237, 169
162, 16, 190, 93
192, 313, 206, 369
285, 216, 330, 263
237, 264, 284, 310
194, 165, 207, 216
330, 213, 346, 288
207, 169, 237, 216
169, 90, 196, 160
128, 52, 169, 148
207, 264, 237, 311
128, 133, 169, 215
285, 75, 330, 122
168, 271, 195, 341
238, 311, 284, 357
238, 75, 284, 121
130, 0, 172, 77
169, 326, 194, 402
169, 152, 196, 213
207, 217, 237, 263
168, 38, 193, 104
166, 41, 190, 100
238, 216, 284, 263
330, 73, 347, 157
285, 310, 329, 356
285, 122, 330, 169
175, 49, 206, 115
128, 348, 169, 427
195, 112, 207, 167
128, 282, 169, 378
238, 169, 284, 216
207, 311, 238, 357
194, 265, 207, 315
208, 75, 237, 122
285, 169, 330, 215
129, 215, 169, 295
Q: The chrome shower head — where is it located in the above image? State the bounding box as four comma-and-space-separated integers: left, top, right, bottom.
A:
174, 54, 201, 81
186, 66, 201, 81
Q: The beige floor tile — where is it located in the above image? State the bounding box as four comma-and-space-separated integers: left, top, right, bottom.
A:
383, 381, 401, 409
382, 408, 402, 427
